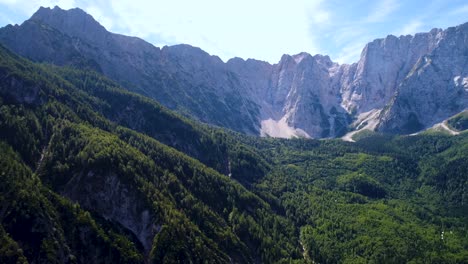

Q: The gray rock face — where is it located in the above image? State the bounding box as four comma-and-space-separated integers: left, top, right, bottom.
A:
229, 25, 467, 136
0, 6, 260, 134
63, 170, 158, 252
229, 53, 350, 138
341, 30, 443, 113
377, 23, 468, 133
0, 6, 467, 138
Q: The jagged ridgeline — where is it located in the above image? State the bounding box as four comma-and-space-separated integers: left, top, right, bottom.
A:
0, 6, 466, 139
1, 40, 468, 263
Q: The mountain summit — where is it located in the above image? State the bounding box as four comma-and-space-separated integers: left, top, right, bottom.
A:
30, 6, 108, 44
0, 6, 466, 138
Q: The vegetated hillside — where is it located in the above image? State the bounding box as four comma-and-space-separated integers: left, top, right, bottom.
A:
252, 134, 468, 263
448, 111, 468, 131
0, 44, 298, 263
0, 44, 467, 263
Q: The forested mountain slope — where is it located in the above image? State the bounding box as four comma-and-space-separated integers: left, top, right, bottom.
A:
0, 44, 299, 263
0, 44, 467, 263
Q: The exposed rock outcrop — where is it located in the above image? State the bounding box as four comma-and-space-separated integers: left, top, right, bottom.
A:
0, 6, 466, 138
377, 24, 468, 133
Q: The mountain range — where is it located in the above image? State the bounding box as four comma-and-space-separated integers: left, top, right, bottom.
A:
1, 6, 466, 139
0, 6, 467, 264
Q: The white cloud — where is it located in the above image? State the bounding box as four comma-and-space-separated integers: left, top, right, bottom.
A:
0, 11, 14, 24
325, 0, 402, 63
334, 38, 368, 64
310, 10, 330, 25
0, 0, 18, 4
103, 0, 325, 62
99, 0, 339, 64
1, 0, 464, 65
398, 20, 423, 36
450, 4, 468, 15
365, 0, 400, 23
85, 4, 113, 30
0, 0, 329, 63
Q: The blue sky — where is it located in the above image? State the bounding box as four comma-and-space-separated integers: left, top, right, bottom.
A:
0, 0, 467, 64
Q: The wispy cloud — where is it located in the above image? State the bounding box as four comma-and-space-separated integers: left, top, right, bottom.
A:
85, 5, 113, 30
311, 0, 403, 63
450, 4, 468, 15
398, 20, 423, 35
309, 8, 330, 25
0, 0, 18, 4
0, 0, 466, 64
365, 0, 400, 23
334, 38, 368, 64
0, 0, 325, 62
105, 0, 326, 62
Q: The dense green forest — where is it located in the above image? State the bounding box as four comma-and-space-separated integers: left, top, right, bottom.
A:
0, 44, 467, 263
448, 111, 468, 131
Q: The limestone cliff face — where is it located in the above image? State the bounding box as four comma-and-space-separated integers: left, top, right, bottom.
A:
377, 23, 468, 133
0, 6, 260, 134
227, 53, 351, 138
340, 29, 443, 114
0, 6, 466, 138
246, 54, 348, 138
225, 25, 466, 137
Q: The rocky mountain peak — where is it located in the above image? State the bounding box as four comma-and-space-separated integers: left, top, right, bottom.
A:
376, 22, 468, 134
313, 54, 334, 67
277, 54, 295, 66
291, 52, 312, 64
30, 6, 108, 45
0, 7, 466, 138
